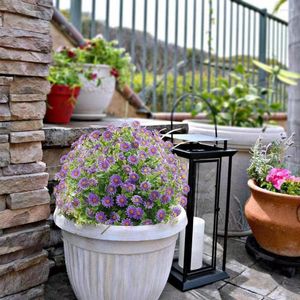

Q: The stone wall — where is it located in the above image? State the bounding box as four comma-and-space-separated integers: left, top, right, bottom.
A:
0, 1, 53, 299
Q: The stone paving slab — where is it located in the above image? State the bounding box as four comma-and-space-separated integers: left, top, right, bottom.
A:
44, 238, 300, 300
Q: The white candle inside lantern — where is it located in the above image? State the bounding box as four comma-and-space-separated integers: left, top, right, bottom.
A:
178, 217, 205, 270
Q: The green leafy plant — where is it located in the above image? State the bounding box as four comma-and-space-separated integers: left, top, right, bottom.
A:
47, 49, 82, 89
192, 64, 281, 127
74, 36, 134, 88
247, 134, 300, 196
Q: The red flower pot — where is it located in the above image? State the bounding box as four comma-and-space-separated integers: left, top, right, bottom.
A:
45, 84, 80, 124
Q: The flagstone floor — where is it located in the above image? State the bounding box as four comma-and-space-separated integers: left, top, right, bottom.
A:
45, 237, 300, 300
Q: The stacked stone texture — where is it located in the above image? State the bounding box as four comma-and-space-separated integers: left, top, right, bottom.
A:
0, 1, 53, 299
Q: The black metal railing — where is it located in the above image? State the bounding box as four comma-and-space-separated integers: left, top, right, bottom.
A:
54, 0, 288, 112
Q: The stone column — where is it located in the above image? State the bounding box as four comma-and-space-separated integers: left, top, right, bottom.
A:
0, 1, 53, 299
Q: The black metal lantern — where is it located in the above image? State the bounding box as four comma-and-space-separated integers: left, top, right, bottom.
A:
166, 95, 237, 291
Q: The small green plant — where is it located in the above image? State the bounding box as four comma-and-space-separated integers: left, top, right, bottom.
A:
47, 49, 82, 88
247, 134, 300, 196
192, 64, 281, 127
75, 36, 134, 88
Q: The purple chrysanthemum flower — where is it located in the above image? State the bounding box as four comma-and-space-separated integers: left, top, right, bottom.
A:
144, 199, 154, 209
87, 193, 100, 206
180, 195, 187, 207
87, 165, 97, 174
140, 181, 151, 191
95, 211, 107, 223
93, 144, 101, 150
165, 187, 174, 196
122, 182, 136, 193
121, 218, 132, 226
132, 195, 143, 206
165, 141, 173, 150
89, 178, 98, 186
71, 168, 81, 179
120, 142, 131, 152
133, 207, 144, 220
166, 154, 176, 164
89, 130, 101, 141
110, 174, 122, 187
142, 219, 153, 225
126, 205, 136, 218
61, 164, 68, 172
148, 146, 158, 155
68, 151, 75, 160
60, 154, 68, 164
106, 184, 116, 194
110, 212, 120, 223
161, 194, 171, 204
183, 184, 190, 195
128, 155, 139, 165
129, 172, 139, 183
140, 139, 148, 147
102, 130, 113, 141
123, 165, 132, 174
78, 177, 90, 190
101, 196, 114, 208
57, 169, 66, 179
86, 208, 95, 218
116, 194, 128, 207
132, 140, 139, 149
141, 166, 151, 175
72, 198, 80, 207
99, 159, 110, 171
150, 190, 160, 201
57, 180, 66, 191
138, 151, 147, 160
172, 206, 181, 217
119, 153, 126, 160
156, 209, 166, 222
107, 156, 115, 164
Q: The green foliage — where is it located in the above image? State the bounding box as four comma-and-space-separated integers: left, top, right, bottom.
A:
74, 36, 134, 88
47, 50, 82, 88
247, 134, 300, 196
247, 135, 288, 186
133, 72, 218, 111
192, 64, 281, 127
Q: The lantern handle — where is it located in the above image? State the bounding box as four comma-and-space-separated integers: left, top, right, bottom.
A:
170, 93, 218, 143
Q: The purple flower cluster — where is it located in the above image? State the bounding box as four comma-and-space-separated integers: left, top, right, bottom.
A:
55, 121, 189, 226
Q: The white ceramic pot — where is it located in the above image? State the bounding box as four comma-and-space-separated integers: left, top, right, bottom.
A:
184, 121, 285, 236
54, 208, 187, 300
72, 64, 116, 120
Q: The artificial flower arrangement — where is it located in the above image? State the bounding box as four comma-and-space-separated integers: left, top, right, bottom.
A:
247, 133, 300, 196
54, 121, 189, 226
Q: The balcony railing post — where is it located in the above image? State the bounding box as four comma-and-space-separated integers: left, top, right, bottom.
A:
258, 8, 267, 88
70, 0, 82, 33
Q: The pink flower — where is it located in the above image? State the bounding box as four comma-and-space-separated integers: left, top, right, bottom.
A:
266, 168, 291, 190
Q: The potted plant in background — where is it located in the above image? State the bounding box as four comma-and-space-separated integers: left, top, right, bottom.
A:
45, 49, 82, 124
53, 121, 188, 300
246, 134, 300, 257
185, 63, 295, 235
71, 35, 134, 120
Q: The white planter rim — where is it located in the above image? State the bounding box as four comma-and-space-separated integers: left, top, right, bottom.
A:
81, 63, 111, 70
54, 208, 187, 242
184, 120, 284, 133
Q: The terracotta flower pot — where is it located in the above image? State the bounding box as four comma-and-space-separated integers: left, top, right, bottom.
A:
45, 84, 80, 124
245, 179, 300, 257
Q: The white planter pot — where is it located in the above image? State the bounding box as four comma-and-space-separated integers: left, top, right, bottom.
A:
54, 208, 187, 300
184, 121, 285, 236
72, 64, 116, 120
